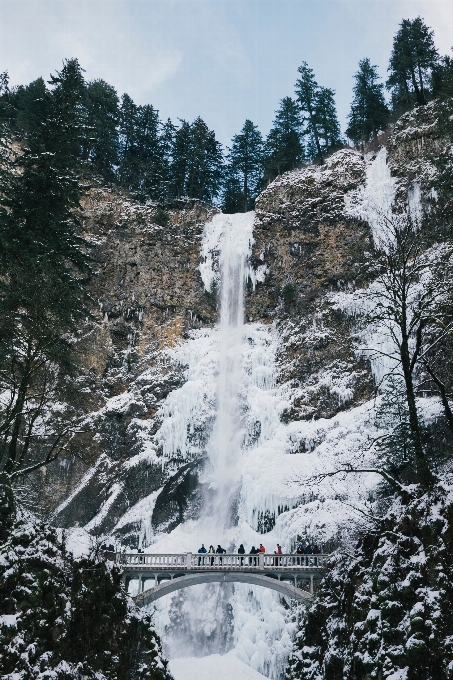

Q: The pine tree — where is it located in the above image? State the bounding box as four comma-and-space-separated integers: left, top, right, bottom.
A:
135, 104, 167, 201
83, 79, 119, 181
118, 93, 139, 189
226, 119, 263, 212
170, 118, 191, 199
315, 86, 342, 154
0, 59, 91, 484
432, 51, 453, 99
222, 164, 244, 214
387, 16, 439, 108
347, 58, 390, 150
170, 117, 223, 203
295, 63, 342, 163
263, 97, 304, 184
295, 62, 324, 162
9, 77, 51, 136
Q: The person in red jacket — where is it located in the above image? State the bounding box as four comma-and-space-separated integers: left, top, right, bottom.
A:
258, 544, 266, 553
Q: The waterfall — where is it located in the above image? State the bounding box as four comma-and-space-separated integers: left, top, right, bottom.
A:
204, 212, 255, 537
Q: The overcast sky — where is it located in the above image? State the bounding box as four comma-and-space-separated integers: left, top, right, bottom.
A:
1, 0, 452, 145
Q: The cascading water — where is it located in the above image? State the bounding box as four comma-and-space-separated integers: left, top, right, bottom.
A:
204, 212, 255, 535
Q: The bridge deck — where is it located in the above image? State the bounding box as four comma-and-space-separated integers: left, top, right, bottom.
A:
116, 553, 328, 599
116, 552, 327, 571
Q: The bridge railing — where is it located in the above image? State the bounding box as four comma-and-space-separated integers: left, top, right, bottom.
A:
118, 553, 187, 567
116, 552, 328, 569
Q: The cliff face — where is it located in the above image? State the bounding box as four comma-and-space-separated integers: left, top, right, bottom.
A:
249, 149, 374, 421
24, 100, 451, 546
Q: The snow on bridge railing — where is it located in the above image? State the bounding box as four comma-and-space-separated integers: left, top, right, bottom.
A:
114, 552, 328, 570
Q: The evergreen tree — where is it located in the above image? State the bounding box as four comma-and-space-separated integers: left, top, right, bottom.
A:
118, 95, 170, 202
9, 77, 51, 136
315, 86, 342, 153
170, 117, 223, 203
226, 119, 263, 212
387, 16, 439, 108
347, 58, 390, 150
83, 79, 119, 181
295, 62, 341, 163
46, 58, 87, 162
295, 62, 324, 162
118, 92, 139, 189
185, 116, 223, 202
263, 97, 304, 184
222, 165, 244, 214
135, 104, 168, 201
0, 59, 91, 485
432, 51, 453, 99
170, 118, 191, 199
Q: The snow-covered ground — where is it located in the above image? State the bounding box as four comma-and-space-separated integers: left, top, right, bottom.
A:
169, 651, 266, 680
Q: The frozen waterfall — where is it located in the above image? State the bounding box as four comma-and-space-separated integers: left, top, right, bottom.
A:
204, 212, 255, 534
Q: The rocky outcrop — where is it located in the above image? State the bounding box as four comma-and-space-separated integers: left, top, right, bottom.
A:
248, 149, 375, 420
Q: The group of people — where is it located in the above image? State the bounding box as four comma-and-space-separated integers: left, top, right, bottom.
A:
198, 543, 321, 566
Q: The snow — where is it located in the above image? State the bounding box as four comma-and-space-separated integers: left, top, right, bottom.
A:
137, 208, 384, 677
345, 147, 396, 246
0, 614, 17, 627
168, 651, 267, 680
61, 527, 92, 558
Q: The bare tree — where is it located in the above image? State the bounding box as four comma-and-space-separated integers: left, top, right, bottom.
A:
350, 211, 453, 488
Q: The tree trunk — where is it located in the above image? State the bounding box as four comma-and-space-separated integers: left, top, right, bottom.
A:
4, 354, 32, 475
409, 65, 424, 105
308, 108, 323, 164
400, 331, 433, 486
0, 473, 15, 542
417, 62, 426, 105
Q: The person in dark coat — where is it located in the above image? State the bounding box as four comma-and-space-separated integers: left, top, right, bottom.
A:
304, 543, 313, 565
249, 545, 257, 566
198, 543, 207, 565
238, 543, 245, 566
216, 544, 226, 565
313, 544, 321, 565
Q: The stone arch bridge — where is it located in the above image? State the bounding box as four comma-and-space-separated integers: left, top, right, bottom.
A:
115, 552, 328, 606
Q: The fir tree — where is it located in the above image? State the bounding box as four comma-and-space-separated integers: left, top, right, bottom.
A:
170, 117, 223, 203
295, 62, 324, 162
432, 51, 453, 99
222, 164, 244, 214
170, 118, 191, 199
135, 104, 168, 202
83, 79, 119, 181
9, 77, 51, 136
226, 119, 263, 212
347, 58, 390, 150
315, 86, 342, 154
295, 63, 342, 163
263, 96, 304, 184
0, 59, 91, 488
387, 16, 439, 108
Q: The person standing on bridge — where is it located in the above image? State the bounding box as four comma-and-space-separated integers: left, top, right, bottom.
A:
259, 544, 266, 553
313, 544, 321, 566
238, 543, 245, 566
304, 543, 313, 566
249, 545, 258, 566
198, 543, 207, 566
216, 544, 226, 565
208, 544, 215, 565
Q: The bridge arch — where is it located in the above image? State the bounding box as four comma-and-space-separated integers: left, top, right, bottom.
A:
134, 571, 314, 606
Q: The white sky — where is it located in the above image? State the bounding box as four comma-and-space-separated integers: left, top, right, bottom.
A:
0, 0, 452, 145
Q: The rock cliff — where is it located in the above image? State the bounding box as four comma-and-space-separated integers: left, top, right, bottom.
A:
22, 99, 452, 548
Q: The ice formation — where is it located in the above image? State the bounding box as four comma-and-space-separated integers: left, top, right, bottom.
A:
141, 210, 379, 677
